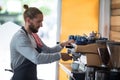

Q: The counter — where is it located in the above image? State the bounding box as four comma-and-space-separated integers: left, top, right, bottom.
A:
59, 62, 85, 80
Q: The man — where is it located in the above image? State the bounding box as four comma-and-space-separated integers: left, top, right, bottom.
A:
10, 5, 74, 80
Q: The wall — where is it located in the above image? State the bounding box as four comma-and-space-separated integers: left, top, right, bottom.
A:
58, 0, 99, 80
60, 0, 99, 41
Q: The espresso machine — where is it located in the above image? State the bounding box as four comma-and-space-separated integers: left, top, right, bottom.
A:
83, 40, 110, 80
67, 40, 110, 80
67, 35, 120, 80
84, 40, 120, 80
95, 41, 120, 80
66, 42, 100, 80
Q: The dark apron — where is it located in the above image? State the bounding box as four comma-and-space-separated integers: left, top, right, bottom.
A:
12, 59, 37, 80
11, 27, 42, 80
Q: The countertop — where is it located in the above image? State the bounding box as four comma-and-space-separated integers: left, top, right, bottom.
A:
59, 62, 85, 80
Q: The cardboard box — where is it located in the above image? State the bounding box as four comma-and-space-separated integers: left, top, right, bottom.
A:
86, 53, 101, 66
75, 43, 102, 66
75, 43, 98, 53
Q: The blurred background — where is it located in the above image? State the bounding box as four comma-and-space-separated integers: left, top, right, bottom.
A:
0, 0, 101, 80
0, 0, 60, 80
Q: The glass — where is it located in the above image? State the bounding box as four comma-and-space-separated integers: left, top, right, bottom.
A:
98, 48, 110, 67
96, 40, 110, 67
107, 42, 120, 71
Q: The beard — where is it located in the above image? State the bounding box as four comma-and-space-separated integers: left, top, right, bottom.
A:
29, 23, 38, 33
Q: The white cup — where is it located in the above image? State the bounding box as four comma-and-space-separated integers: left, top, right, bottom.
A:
71, 62, 79, 70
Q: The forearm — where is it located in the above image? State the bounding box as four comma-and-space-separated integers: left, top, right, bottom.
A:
41, 44, 63, 53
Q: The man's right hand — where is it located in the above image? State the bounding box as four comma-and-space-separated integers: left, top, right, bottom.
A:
61, 53, 72, 61
60, 39, 75, 48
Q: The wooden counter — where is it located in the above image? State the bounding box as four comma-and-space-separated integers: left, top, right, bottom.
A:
59, 63, 72, 77
59, 62, 85, 80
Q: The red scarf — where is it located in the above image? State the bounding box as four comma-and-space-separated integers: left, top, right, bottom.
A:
32, 33, 43, 47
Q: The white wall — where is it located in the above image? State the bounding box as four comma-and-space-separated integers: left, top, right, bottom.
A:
0, 22, 20, 80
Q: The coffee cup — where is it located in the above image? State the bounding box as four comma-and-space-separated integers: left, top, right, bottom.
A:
71, 62, 79, 70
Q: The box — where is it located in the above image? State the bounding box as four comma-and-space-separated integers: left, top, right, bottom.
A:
86, 53, 101, 66
75, 43, 102, 66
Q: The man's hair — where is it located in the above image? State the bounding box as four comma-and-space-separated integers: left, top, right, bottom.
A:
23, 4, 43, 20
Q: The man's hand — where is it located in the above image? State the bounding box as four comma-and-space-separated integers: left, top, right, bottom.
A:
60, 40, 75, 48
61, 53, 72, 61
